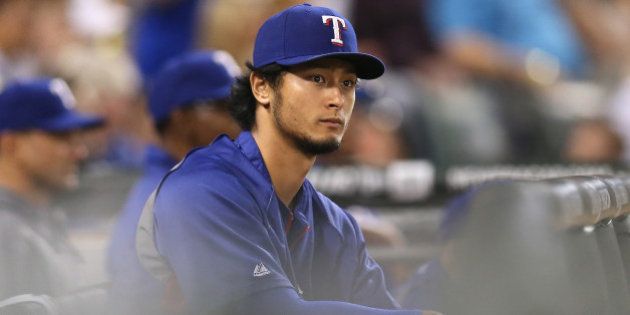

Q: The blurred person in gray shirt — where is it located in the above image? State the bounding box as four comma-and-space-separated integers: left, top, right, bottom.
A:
0, 78, 103, 301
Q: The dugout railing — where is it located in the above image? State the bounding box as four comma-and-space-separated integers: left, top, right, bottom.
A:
440, 175, 630, 314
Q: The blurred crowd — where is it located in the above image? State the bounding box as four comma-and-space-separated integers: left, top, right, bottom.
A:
4, 0, 630, 174
3, 0, 630, 313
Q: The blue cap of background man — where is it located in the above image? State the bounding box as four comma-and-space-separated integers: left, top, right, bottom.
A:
148, 50, 241, 124
0, 78, 104, 133
253, 3, 385, 79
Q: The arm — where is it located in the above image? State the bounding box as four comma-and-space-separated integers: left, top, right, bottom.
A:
559, 0, 630, 68
439, 34, 532, 83
233, 287, 423, 315
345, 212, 406, 308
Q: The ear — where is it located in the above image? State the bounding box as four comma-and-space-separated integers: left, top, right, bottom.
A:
250, 72, 272, 108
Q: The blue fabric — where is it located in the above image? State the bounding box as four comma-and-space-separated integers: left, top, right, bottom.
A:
235, 287, 420, 315
399, 259, 448, 311
253, 3, 384, 79
130, 0, 201, 81
106, 146, 178, 314
152, 131, 407, 314
427, 0, 588, 77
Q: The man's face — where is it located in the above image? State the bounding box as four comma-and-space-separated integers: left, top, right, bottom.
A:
172, 100, 241, 149
270, 58, 357, 156
13, 130, 88, 192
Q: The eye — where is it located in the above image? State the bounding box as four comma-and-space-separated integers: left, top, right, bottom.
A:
342, 79, 357, 88
311, 75, 325, 84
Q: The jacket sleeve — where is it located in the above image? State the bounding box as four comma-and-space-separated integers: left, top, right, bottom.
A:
313, 191, 403, 309
233, 286, 422, 315
345, 213, 403, 308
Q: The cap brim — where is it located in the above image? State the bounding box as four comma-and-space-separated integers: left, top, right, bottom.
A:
275, 52, 385, 79
40, 112, 105, 132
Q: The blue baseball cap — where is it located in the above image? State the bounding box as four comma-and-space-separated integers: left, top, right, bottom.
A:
0, 78, 104, 133
148, 50, 240, 124
253, 3, 385, 79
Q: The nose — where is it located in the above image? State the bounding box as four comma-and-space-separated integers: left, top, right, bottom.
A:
326, 85, 345, 110
67, 134, 89, 161
73, 142, 89, 161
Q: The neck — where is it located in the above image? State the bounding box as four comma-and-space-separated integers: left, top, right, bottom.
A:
161, 134, 190, 161
0, 161, 49, 207
252, 129, 315, 207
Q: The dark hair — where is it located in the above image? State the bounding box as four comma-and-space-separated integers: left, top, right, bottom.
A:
155, 118, 171, 137
229, 62, 285, 131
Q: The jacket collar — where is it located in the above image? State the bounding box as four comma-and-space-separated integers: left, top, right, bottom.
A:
232, 132, 338, 228
234, 131, 273, 185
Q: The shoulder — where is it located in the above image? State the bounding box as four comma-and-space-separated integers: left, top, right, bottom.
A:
156, 156, 246, 209
159, 143, 241, 191
160, 137, 259, 189
154, 145, 268, 222
0, 208, 28, 234
0, 208, 37, 253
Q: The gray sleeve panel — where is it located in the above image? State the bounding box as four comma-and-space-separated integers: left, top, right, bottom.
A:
136, 189, 172, 283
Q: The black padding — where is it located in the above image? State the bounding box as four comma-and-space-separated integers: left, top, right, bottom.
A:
443, 181, 582, 314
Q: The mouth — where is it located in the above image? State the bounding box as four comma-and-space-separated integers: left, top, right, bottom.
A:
319, 117, 344, 128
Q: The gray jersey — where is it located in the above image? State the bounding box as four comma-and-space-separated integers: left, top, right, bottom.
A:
0, 188, 82, 300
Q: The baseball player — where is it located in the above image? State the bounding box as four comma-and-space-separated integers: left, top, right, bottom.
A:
106, 50, 240, 315
137, 4, 439, 314
0, 78, 104, 301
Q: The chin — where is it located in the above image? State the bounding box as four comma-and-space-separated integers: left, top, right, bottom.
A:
295, 136, 341, 156
316, 130, 344, 144
61, 176, 80, 191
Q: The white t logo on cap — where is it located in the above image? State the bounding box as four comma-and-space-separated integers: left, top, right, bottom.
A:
212, 50, 242, 77
49, 79, 76, 109
322, 15, 347, 47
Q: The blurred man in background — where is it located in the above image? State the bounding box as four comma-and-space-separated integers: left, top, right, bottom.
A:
106, 50, 241, 315
0, 78, 104, 301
